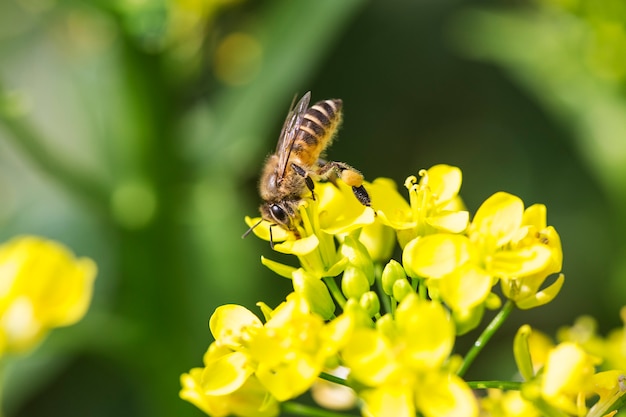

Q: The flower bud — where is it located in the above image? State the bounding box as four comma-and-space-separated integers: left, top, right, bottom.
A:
514, 325, 535, 381
452, 305, 485, 335
359, 291, 381, 317
392, 278, 413, 302
381, 259, 406, 296
341, 236, 375, 285
375, 314, 396, 338
292, 269, 335, 320
359, 221, 396, 263
341, 266, 370, 300
343, 299, 374, 328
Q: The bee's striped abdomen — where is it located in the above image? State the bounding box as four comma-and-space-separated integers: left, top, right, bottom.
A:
292, 99, 343, 166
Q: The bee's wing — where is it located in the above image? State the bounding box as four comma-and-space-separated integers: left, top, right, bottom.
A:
276, 91, 311, 179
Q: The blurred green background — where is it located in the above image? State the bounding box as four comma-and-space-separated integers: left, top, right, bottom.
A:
1, 0, 625, 416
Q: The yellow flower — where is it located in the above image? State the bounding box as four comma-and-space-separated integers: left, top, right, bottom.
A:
373, 165, 469, 248
248, 294, 351, 401
518, 317, 626, 416
603, 308, 626, 372
179, 344, 279, 417
479, 389, 540, 417
0, 236, 97, 356
586, 370, 626, 417
540, 342, 600, 415
181, 293, 353, 416
341, 294, 478, 417
558, 309, 626, 373
402, 192, 564, 317
469, 194, 564, 308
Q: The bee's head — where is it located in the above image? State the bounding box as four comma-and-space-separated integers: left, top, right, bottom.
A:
242, 200, 301, 248
260, 200, 300, 230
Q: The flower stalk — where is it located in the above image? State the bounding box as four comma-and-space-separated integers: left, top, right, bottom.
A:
458, 300, 515, 377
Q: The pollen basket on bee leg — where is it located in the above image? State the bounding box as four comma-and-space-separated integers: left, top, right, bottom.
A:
341, 169, 364, 188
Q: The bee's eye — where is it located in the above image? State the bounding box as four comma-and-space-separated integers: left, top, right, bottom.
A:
270, 204, 288, 224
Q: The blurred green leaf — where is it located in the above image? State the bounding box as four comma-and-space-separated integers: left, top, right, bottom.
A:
451, 8, 626, 206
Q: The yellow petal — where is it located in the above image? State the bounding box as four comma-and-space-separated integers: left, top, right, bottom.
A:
228, 376, 280, 417
542, 342, 598, 400
368, 178, 413, 229
260, 256, 296, 279
273, 234, 319, 255
490, 245, 553, 278
244, 216, 289, 242
402, 234, 471, 279
427, 210, 469, 234
522, 204, 547, 229
317, 182, 375, 233
470, 192, 524, 247
439, 263, 492, 311
395, 295, 455, 369
423, 165, 463, 204
361, 385, 415, 417
342, 328, 397, 386
515, 274, 565, 310
179, 367, 230, 417
209, 305, 262, 347
256, 356, 320, 401
202, 351, 252, 395
415, 372, 478, 417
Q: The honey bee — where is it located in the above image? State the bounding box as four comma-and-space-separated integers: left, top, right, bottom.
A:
244, 91, 371, 243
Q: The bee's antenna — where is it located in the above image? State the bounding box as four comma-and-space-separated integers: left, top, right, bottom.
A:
242, 218, 264, 239
242, 219, 278, 249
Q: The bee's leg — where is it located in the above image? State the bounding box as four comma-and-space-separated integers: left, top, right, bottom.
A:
291, 163, 316, 200
318, 161, 371, 207
352, 185, 371, 207
316, 158, 340, 187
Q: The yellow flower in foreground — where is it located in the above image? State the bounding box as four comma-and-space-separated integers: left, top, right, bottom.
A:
180, 346, 279, 417
479, 389, 540, 417
181, 294, 353, 416
540, 342, 600, 415
341, 294, 478, 417
248, 294, 351, 401
0, 236, 97, 356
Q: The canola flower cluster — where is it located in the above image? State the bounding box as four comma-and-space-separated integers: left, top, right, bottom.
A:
180, 165, 626, 417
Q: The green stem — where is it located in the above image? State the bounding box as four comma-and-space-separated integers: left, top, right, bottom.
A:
323, 277, 346, 308
0, 360, 4, 417
457, 300, 515, 377
374, 263, 391, 315
282, 401, 355, 417
0, 83, 110, 212
417, 278, 427, 300
467, 380, 521, 390
319, 371, 350, 387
